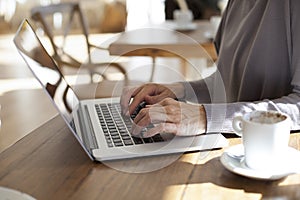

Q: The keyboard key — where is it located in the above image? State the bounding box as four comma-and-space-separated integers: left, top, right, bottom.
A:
95, 103, 165, 148
124, 139, 133, 146
107, 142, 114, 148
152, 134, 165, 142
113, 138, 122, 143
143, 137, 153, 143
121, 135, 131, 140
111, 135, 121, 140
132, 136, 143, 145
114, 142, 123, 147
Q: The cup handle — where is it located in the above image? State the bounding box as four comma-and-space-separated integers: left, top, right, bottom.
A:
232, 116, 243, 137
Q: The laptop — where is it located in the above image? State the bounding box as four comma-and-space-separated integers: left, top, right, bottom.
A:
14, 19, 228, 162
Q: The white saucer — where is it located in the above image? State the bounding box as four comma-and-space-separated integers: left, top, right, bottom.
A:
174, 23, 197, 31
220, 144, 300, 180
0, 187, 36, 200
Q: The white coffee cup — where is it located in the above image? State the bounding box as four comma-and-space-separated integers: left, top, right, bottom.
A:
173, 9, 193, 28
232, 110, 291, 170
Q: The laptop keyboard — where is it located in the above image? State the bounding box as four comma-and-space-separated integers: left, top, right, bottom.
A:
95, 103, 165, 148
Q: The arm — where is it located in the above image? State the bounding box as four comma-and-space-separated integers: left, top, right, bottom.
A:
182, 72, 300, 133
203, 90, 300, 133
183, 0, 300, 133
203, 0, 300, 133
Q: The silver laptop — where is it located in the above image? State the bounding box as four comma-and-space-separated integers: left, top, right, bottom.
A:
14, 19, 228, 162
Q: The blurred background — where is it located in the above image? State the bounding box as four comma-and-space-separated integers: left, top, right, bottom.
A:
0, 0, 226, 33
0, 0, 227, 152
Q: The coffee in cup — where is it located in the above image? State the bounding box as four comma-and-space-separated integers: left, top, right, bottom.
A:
232, 110, 291, 170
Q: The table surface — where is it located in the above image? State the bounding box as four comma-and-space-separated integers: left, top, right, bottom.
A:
1, 82, 300, 200
109, 20, 217, 60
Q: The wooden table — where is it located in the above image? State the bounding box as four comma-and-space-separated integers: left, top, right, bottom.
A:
1, 81, 300, 200
0, 116, 300, 200
109, 20, 217, 80
109, 20, 217, 60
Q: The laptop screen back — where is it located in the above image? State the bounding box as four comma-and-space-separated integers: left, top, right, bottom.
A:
13, 19, 80, 137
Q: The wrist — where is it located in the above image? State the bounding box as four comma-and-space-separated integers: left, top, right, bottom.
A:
167, 83, 185, 99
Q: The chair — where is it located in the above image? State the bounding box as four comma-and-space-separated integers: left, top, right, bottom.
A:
30, 2, 127, 82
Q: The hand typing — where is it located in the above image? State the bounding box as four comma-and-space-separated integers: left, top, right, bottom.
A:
131, 98, 207, 138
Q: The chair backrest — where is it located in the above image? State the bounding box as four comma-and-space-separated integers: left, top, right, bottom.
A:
30, 2, 127, 82
31, 2, 92, 68
100, 1, 127, 33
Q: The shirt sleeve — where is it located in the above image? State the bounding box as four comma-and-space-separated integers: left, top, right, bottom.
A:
203, 92, 300, 133
203, 0, 300, 133
183, 0, 300, 134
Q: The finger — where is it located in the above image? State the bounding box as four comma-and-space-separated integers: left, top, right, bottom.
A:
131, 120, 149, 136
134, 105, 168, 125
131, 109, 151, 135
144, 92, 171, 104
128, 86, 155, 115
128, 96, 146, 116
146, 103, 181, 124
159, 98, 180, 106
134, 106, 151, 124
127, 84, 173, 115
120, 86, 139, 115
143, 123, 178, 138
131, 124, 145, 137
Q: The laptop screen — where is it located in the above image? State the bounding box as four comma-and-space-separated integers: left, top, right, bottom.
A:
13, 19, 80, 135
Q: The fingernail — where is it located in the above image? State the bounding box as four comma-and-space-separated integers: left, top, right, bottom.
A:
131, 128, 138, 136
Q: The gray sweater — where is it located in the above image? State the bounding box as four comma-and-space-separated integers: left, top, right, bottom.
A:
184, 0, 300, 133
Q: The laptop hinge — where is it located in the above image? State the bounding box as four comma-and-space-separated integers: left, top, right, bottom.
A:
77, 103, 99, 150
